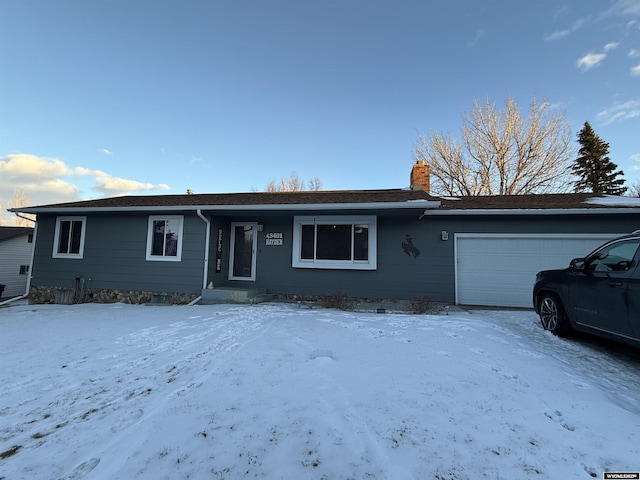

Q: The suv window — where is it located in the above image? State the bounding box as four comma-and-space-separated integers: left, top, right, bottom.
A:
587, 239, 640, 272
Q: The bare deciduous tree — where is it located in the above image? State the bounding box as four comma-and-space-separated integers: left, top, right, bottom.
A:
414, 96, 574, 196
629, 180, 640, 197
265, 172, 322, 192
5, 189, 35, 226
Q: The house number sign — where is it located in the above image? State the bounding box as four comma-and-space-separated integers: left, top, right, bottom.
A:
265, 232, 283, 246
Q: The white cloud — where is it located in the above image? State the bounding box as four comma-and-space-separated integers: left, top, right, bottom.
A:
0, 154, 68, 179
631, 64, 640, 76
22, 179, 81, 197
100, 149, 112, 155
544, 17, 588, 41
93, 174, 170, 196
544, 29, 570, 41
0, 155, 80, 208
630, 49, 640, 58
630, 153, 640, 171
576, 52, 607, 70
551, 1, 639, 43
603, 42, 620, 52
596, 99, 640, 124
0, 153, 171, 208
605, 0, 640, 17
70, 166, 96, 176
575, 41, 622, 71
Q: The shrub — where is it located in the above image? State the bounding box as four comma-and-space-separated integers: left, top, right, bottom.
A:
323, 291, 356, 311
409, 294, 436, 314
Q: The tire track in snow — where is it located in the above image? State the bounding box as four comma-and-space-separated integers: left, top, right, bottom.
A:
85, 305, 290, 479
1, 305, 282, 480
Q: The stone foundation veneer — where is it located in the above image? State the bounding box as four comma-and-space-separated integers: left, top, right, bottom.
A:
29, 286, 198, 305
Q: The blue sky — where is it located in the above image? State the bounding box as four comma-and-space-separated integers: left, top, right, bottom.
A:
1, 0, 639, 210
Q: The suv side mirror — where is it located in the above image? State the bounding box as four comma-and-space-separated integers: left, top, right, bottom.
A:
570, 258, 586, 271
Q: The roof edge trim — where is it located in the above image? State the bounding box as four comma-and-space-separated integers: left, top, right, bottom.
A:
9, 200, 442, 214
423, 208, 640, 216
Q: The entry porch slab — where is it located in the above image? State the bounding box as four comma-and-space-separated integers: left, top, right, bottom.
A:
198, 287, 273, 305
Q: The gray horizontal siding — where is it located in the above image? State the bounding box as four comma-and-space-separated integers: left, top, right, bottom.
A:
210, 214, 456, 302
31, 209, 640, 303
210, 212, 640, 303
32, 213, 206, 293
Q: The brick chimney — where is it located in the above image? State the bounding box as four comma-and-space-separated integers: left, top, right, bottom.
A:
410, 160, 430, 192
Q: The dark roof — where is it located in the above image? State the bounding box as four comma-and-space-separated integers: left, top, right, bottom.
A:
10, 189, 439, 212
436, 193, 609, 210
8, 189, 640, 214
0, 226, 33, 242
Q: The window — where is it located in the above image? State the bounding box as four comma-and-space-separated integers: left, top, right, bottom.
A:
146, 216, 184, 261
53, 216, 86, 258
588, 239, 640, 272
292, 215, 377, 270
19, 265, 29, 275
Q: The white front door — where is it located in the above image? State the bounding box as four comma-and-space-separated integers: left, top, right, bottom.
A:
229, 223, 257, 281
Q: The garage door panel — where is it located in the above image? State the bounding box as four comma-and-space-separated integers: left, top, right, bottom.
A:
456, 235, 615, 308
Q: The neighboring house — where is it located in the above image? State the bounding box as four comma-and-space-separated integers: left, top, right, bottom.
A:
8, 163, 640, 308
0, 226, 34, 299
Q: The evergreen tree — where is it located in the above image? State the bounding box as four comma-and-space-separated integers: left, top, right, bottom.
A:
571, 121, 627, 195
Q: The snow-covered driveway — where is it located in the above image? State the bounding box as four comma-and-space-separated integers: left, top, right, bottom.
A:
1, 302, 638, 479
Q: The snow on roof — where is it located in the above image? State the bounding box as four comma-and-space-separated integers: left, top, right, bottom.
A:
584, 195, 640, 207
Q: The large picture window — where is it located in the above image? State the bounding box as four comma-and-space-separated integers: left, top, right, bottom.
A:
146, 216, 184, 261
53, 216, 86, 259
292, 215, 377, 270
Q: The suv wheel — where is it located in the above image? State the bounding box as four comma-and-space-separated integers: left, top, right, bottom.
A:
539, 294, 570, 337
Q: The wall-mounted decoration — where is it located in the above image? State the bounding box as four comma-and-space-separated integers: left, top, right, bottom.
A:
216, 228, 223, 272
266, 232, 284, 246
402, 234, 420, 258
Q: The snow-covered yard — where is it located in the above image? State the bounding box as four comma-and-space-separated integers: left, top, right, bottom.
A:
1, 302, 639, 480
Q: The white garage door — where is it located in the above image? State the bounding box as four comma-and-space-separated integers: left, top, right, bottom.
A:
455, 234, 618, 308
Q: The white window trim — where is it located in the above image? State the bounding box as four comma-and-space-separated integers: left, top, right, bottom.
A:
292, 215, 377, 270
146, 215, 184, 262
53, 216, 87, 259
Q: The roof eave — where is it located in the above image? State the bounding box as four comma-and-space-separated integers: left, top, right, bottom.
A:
423, 208, 640, 215
10, 200, 442, 214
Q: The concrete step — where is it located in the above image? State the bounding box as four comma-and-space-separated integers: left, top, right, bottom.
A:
198, 287, 273, 305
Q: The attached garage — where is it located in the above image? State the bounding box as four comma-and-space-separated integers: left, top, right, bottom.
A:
454, 233, 619, 308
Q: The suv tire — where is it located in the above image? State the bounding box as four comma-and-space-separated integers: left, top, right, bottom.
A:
539, 294, 571, 337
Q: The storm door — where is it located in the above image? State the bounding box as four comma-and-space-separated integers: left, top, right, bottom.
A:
229, 222, 257, 281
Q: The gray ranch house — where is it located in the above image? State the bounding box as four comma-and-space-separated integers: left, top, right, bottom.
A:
9, 163, 640, 308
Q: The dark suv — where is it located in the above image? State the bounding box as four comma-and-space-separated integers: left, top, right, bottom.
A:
533, 231, 640, 348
